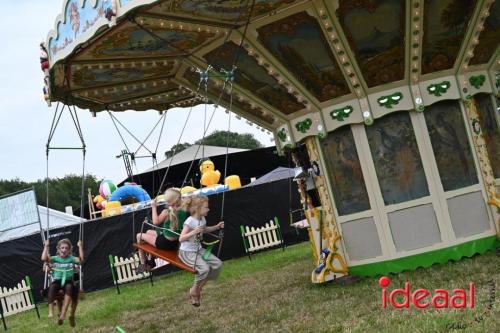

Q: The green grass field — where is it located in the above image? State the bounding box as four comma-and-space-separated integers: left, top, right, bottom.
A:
5, 242, 499, 333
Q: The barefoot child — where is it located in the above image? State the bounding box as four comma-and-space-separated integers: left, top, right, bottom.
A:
179, 195, 224, 306
41, 239, 83, 327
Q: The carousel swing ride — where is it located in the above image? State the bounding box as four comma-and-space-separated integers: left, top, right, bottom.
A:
42, 0, 500, 283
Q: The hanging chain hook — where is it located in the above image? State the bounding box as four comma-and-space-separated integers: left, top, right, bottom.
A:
221, 65, 237, 83
197, 65, 212, 90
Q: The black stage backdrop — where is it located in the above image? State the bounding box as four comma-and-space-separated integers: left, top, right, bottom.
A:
0, 179, 306, 301
123, 147, 290, 194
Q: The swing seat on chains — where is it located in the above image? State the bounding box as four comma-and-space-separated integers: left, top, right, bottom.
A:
133, 243, 197, 274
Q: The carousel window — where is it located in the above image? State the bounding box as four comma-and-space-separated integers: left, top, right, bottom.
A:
424, 100, 478, 191
475, 94, 500, 179
366, 112, 429, 205
321, 126, 370, 215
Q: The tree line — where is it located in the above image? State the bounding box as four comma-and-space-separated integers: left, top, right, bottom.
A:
0, 175, 100, 213
164, 130, 263, 158
0, 131, 264, 214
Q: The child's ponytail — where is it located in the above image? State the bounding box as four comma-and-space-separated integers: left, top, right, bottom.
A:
164, 188, 181, 230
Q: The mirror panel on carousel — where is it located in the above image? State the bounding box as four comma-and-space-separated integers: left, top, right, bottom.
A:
366, 112, 429, 205
320, 126, 370, 215
475, 94, 500, 179
320, 126, 382, 262
424, 100, 478, 191
364, 111, 443, 254
424, 100, 490, 239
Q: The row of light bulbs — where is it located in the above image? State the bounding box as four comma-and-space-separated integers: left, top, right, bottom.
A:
206, 72, 278, 125
318, 7, 363, 98
461, 1, 493, 71
135, 16, 227, 37
237, 39, 311, 111
80, 79, 175, 97
74, 60, 177, 71
410, 1, 422, 83
318, 7, 373, 125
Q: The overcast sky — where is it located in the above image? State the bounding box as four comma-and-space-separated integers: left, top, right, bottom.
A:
0, 1, 273, 185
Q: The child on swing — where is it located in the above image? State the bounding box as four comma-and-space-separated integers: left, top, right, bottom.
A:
41, 238, 83, 327
135, 188, 188, 273
179, 195, 224, 307
42, 263, 63, 319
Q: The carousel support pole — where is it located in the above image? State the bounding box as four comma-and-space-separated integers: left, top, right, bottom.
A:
463, 97, 500, 239
293, 137, 349, 283
290, 149, 319, 264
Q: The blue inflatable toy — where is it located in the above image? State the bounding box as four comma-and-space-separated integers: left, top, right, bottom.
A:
109, 184, 151, 204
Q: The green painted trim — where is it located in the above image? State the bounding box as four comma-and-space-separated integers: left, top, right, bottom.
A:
295, 118, 312, 133
427, 81, 451, 97
349, 236, 499, 277
377, 92, 403, 109
330, 105, 353, 121
469, 75, 486, 89
277, 128, 287, 142
108, 255, 117, 284
274, 217, 283, 241
25, 276, 35, 305
240, 225, 248, 253
274, 216, 281, 229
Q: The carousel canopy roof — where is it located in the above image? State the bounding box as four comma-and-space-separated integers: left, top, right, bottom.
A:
44, 0, 500, 145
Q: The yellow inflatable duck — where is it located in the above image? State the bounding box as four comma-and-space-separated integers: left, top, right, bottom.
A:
199, 159, 221, 187
181, 186, 197, 194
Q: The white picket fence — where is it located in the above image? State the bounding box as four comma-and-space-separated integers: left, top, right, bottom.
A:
0, 276, 39, 330
109, 253, 169, 294
110, 253, 150, 285
241, 218, 284, 259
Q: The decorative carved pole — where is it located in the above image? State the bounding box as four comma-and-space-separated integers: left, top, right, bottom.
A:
463, 98, 500, 238
290, 150, 320, 265
303, 137, 348, 283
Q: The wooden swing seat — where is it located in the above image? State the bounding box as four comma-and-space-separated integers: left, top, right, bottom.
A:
133, 243, 197, 274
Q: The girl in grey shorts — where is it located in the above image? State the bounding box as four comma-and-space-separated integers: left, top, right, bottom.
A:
179, 195, 224, 306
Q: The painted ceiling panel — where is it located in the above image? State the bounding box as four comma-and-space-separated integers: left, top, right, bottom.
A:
257, 11, 350, 102
70, 60, 177, 89
422, 0, 478, 75
147, 0, 298, 24
74, 19, 216, 61
45, 0, 494, 118
469, 0, 500, 65
336, 0, 405, 88
204, 42, 305, 115
73, 79, 178, 104
182, 69, 275, 125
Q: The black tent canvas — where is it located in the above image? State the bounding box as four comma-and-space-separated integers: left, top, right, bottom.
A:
0, 178, 306, 300
246, 167, 295, 186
